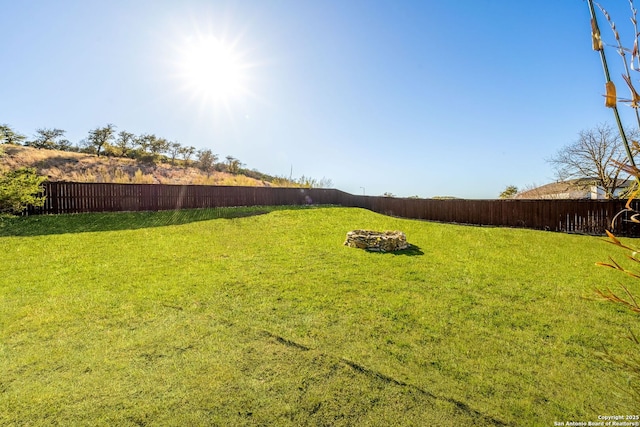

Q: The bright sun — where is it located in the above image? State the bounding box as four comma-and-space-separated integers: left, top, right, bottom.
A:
176, 35, 247, 105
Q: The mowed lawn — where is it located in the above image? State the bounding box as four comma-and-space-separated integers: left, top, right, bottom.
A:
1, 206, 638, 426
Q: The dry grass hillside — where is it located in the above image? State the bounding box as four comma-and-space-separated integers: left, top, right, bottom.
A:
1, 145, 273, 187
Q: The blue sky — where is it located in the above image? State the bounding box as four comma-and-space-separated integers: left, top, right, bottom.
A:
1, 0, 636, 198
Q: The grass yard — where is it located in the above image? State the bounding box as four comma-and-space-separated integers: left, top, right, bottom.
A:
1, 206, 638, 426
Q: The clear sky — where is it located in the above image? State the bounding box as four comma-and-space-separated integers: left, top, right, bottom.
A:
2, 0, 637, 198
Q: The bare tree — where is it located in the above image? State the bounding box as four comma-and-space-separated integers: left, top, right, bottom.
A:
547, 123, 638, 199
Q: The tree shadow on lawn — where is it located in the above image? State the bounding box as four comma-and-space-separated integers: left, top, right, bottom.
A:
0, 206, 293, 237
366, 244, 425, 256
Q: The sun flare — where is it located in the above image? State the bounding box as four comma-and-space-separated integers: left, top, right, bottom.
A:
176, 35, 247, 104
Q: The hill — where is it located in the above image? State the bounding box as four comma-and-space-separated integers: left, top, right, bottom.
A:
1, 145, 288, 187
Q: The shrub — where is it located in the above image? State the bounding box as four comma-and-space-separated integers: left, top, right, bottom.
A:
133, 168, 155, 184
0, 168, 46, 214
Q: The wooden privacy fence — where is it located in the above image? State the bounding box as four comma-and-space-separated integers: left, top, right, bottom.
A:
28, 182, 339, 214
26, 182, 640, 236
339, 195, 640, 236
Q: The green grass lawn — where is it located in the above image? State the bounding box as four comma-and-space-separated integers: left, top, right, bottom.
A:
1, 206, 638, 426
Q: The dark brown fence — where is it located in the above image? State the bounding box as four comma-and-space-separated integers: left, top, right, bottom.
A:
26, 182, 640, 236
338, 195, 640, 236
28, 182, 340, 214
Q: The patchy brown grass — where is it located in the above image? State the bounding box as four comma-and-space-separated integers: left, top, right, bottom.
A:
1, 145, 271, 186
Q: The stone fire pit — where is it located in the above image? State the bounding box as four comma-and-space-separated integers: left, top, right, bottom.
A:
344, 230, 409, 252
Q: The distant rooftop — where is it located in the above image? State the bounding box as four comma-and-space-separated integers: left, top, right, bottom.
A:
515, 178, 632, 199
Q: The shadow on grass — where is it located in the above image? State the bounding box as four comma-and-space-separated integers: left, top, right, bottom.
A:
0, 206, 308, 237
367, 244, 425, 256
